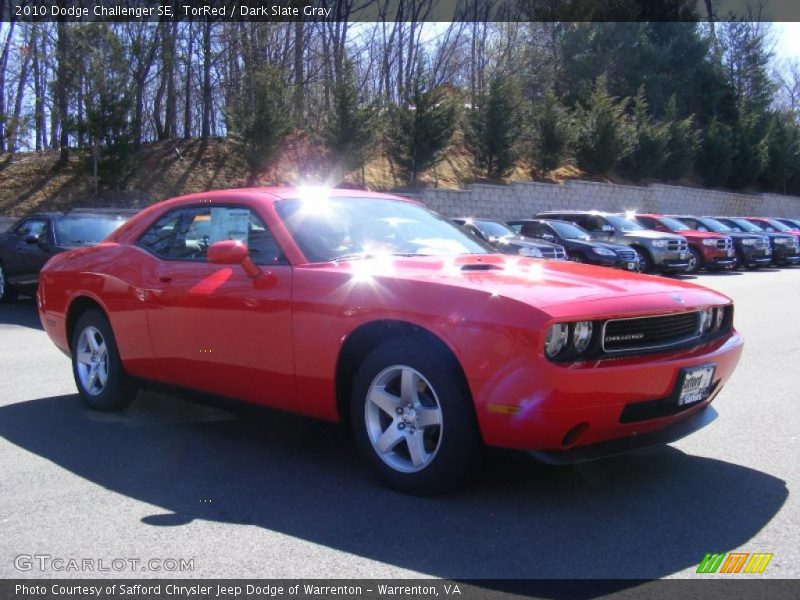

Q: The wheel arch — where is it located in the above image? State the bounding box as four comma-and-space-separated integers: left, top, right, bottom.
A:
335, 320, 468, 425
65, 295, 109, 351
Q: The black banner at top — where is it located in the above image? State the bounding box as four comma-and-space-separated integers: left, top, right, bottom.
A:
3, 0, 800, 23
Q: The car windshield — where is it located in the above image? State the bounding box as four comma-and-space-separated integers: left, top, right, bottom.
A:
762, 218, 792, 232
656, 216, 692, 232
54, 215, 128, 245
276, 196, 495, 262
605, 215, 646, 231
473, 220, 517, 239
549, 221, 591, 240
723, 218, 762, 233
779, 218, 800, 228
690, 217, 731, 233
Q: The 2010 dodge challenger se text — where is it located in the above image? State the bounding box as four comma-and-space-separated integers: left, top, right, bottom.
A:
37, 188, 743, 494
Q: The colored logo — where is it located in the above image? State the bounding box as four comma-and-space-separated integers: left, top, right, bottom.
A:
697, 552, 773, 574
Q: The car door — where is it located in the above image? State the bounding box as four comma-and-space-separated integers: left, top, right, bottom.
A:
2, 217, 52, 285
137, 203, 295, 410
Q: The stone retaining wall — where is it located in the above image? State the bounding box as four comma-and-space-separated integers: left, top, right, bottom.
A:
416, 180, 800, 221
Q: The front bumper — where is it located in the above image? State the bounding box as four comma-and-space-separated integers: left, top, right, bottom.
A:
587, 255, 640, 271
529, 404, 718, 464
650, 248, 690, 271
772, 246, 800, 265
472, 331, 743, 452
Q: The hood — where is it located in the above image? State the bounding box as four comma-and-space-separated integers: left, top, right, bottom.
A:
565, 238, 630, 252
621, 229, 686, 241
674, 230, 725, 240
724, 231, 768, 241
492, 237, 563, 251
320, 254, 728, 314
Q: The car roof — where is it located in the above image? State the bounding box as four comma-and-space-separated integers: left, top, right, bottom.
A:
163, 187, 414, 205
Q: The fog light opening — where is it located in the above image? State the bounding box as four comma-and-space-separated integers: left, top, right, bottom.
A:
561, 422, 590, 448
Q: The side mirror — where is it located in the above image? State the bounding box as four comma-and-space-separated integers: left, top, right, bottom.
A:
208, 240, 263, 279
25, 233, 41, 244
601, 224, 614, 232
542, 234, 556, 242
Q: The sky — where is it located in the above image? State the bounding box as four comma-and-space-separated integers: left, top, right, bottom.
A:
772, 22, 800, 63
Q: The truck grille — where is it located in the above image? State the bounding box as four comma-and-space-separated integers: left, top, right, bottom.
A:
616, 248, 637, 261
754, 239, 769, 250
541, 247, 567, 260
602, 312, 700, 353
666, 239, 688, 252
716, 238, 733, 250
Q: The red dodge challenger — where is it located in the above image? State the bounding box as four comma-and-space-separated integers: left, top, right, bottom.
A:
37, 188, 743, 494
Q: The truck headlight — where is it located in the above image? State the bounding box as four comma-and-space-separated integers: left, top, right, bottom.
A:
591, 247, 616, 256
545, 323, 569, 357
651, 239, 669, 248
573, 321, 593, 353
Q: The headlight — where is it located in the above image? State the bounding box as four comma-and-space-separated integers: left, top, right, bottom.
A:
712, 307, 725, 331
572, 321, 593, 353
519, 246, 543, 258
591, 247, 616, 256
741, 238, 756, 246
544, 323, 569, 357
651, 239, 669, 248
698, 308, 714, 334
774, 238, 787, 245
702, 239, 717, 246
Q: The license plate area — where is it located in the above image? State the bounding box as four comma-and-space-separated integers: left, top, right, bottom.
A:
677, 364, 716, 406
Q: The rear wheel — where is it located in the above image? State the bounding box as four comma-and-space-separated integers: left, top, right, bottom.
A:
0, 262, 18, 303
350, 338, 482, 495
71, 309, 137, 411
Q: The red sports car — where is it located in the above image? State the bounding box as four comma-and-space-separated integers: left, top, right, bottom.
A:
38, 188, 744, 494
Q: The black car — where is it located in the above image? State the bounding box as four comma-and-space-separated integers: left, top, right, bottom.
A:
711, 216, 800, 267
0, 210, 134, 301
670, 216, 773, 269
507, 219, 640, 271
451, 218, 567, 260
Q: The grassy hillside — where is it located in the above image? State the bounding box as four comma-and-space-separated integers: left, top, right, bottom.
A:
0, 134, 676, 217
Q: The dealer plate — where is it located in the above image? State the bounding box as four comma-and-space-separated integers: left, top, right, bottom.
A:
626, 261, 637, 270
677, 364, 716, 406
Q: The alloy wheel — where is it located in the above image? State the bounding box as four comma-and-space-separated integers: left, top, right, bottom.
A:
75, 325, 109, 396
365, 365, 443, 473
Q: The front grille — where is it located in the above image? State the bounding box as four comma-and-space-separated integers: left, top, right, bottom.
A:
666, 240, 686, 252
603, 312, 700, 353
541, 247, 567, 260
617, 248, 637, 261
755, 239, 769, 250
716, 238, 733, 250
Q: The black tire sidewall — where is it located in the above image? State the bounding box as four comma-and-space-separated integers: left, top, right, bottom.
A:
70, 309, 136, 411
350, 337, 482, 495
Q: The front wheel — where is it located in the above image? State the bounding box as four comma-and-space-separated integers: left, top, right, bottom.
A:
686, 247, 702, 274
350, 338, 482, 495
71, 309, 137, 411
633, 247, 652, 273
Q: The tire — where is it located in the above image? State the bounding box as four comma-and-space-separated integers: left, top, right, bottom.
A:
70, 309, 137, 411
0, 261, 18, 303
686, 247, 702, 274
632, 247, 652, 273
350, 337, 482, 495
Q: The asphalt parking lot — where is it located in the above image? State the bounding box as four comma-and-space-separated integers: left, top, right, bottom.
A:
0, 268, 798, 580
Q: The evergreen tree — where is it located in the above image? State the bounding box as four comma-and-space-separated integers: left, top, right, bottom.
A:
619, 86, 669, 181
657, 95, 700, 180
323, 61, 377, 183
728, 110, 769, 189
573, 76, 632, 175
227, 67, 292, 184
761, 110, 800, 194
387, 66, 458, 186
469, 73, 523, 179
696, 119, 734, 187
531, 89, 573, 174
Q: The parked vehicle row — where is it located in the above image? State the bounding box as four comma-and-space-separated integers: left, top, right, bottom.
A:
34, 188, 746, 494
451, 210, 800, 276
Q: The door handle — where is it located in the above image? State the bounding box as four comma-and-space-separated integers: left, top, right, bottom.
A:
159, 275, 173, 283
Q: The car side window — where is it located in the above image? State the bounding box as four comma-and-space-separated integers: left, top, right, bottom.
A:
680, 218, 698, 230
138, 205, 286, 265
578, 216, 604, 232
521, 223, 545, 238
14, 218, 49, 239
